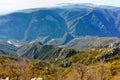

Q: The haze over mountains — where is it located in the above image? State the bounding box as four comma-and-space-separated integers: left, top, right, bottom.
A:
0, 3, 120, 50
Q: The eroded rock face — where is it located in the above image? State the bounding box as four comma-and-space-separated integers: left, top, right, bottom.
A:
109, 47, 120, 55
98, 47, 120, 61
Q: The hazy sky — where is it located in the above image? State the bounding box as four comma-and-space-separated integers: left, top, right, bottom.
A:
0, 0, 120, 14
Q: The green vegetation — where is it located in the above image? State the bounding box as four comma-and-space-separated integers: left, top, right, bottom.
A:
0, 44, 120, 80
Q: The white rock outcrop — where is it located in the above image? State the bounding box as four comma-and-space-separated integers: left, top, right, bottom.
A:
31, 77, 43, 80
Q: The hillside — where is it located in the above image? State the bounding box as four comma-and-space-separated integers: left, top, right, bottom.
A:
17, 42, 77, 61
0, 9, 71, 44
65, 36, 120, 50
0, 41, 17, 55
57, 4, 120, 37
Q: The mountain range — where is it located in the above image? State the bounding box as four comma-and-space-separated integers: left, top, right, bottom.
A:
0, 3, 120, 55
0, 4, 120, 49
